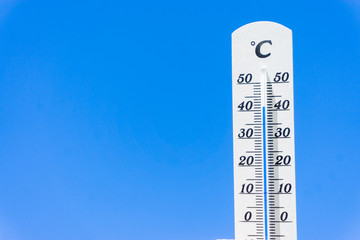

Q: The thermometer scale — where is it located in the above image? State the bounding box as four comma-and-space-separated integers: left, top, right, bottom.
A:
231, 22, 297, 240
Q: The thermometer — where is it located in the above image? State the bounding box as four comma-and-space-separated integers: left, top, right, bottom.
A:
231, 21, 297, 240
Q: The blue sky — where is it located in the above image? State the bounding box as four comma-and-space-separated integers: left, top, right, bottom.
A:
0, 0, 360, 240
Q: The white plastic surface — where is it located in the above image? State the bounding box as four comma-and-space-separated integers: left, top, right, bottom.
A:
231, 21, 297, 240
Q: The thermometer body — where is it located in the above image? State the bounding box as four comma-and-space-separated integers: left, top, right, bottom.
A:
232, 22, 297, 240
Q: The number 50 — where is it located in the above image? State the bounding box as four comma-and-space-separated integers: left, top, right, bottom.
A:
274, 72, 289, 82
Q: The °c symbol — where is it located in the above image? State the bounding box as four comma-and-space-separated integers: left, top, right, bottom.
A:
251, 41, 255, 46
255, 40, 272, 58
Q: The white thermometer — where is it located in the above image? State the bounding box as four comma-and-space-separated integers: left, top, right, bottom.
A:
231, 21, 297, 240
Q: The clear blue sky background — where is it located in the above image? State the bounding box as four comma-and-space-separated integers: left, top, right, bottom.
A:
0, 0, 359, 239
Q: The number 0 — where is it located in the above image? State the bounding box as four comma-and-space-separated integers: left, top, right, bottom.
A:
244, 211, 252, 221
